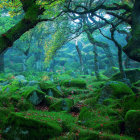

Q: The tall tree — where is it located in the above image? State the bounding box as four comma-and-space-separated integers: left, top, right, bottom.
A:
75, 39, 84, 73
65, 0, 140, 62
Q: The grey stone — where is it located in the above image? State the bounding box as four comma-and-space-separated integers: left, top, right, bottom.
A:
28, 91, 43, 105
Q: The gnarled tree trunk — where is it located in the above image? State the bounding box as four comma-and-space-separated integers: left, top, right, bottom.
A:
93, 45, 100, 80
75, 40, 84, 73
86, 30, 115, 67
123, 0, 140, 62
0, 52, 4, 72
0, 1, 44, 54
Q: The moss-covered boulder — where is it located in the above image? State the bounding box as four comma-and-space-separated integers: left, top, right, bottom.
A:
78, 107, 93, 125
61, 79, 86, 89
49, 98, 74, 112
132, 80, 140, 93
0, 85, 34, 111
61, 86, 89, 96
1, 83, 20, 94
45, 95, 59, 106
103, 98, 122, 109
83, 95, 99, 107
78, 106, 124, 134
88, 81, 105, 89
0, 108, 11, 128
51, 127, 134, 140
122, 94, 140, 114
125, 110, 140, 139
77, 129, 134, 140
39, 81, 62, 98
98, 81, 134, 104
2, 112, 62, 140
133, 80, 140, 87
21, 87, 45, 105
111, 68, 140, 83
103, 67, 119, 77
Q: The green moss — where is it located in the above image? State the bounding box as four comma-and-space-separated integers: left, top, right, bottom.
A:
133, 80, 140, 87
21, 86, 45, 98
78, 107, 93, 123
20, 86, 45, 105
61, 79, 87, 89
122, 94, 140, 114
0, 108, 11, 128
1, 84, 20, 94
123, 24, 140, 62
0, 37, 8, 52
78, 104, 124, 134
83, 95, 99, 107
45, 95, 59, 106
2, 112, 62, 140
111, 69, 140, 83
0, 89, 34, 111
132, 80, 140, 93
52, 126, 134, 140
125, 110, 140, 139
88, 81, 105, 89
39, 81, 62, 98
49, 98, 74, 112
103, 98, 119, 106
102, 81, 134, 99
25, 4, 40, 21
61, 86, 89, 96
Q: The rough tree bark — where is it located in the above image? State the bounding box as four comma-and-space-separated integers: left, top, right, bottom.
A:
0, 52, 4, 72
93, 45, 100, 80
85, 30, 115, 68
75, 40, 84, 72
123, 0, 140, 62
0, 0, 44, 54
85, 30, 101, 79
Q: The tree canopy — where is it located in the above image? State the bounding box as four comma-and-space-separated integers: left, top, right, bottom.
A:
0, 0, 140, 62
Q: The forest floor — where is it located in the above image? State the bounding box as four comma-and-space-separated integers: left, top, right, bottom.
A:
0, 69, 140, 140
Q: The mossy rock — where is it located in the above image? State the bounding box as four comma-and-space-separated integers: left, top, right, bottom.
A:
49, 99, 74, 112
88, 81, 105, 89
21, 86, 45, 105
0, 108, 11, 128
103, 67, 119, 77
111, 68, 140, 83
61, 86, 89, 96
16, 100, 34, 111
61, 79, 86, 89
78, 128, 134, 140
133, 80, 140, 87
98, 81, 134, 104
122, 94, 140, 114
131, 86, 140, 94
39, 81, 62, 98
83, 95, 99, 107
132, 80, 140, 93
54, 125, 134, 140
103, 98, 121, 107
1, 84, 20, 94
78, 107, 93, 124
45, 95, 59, 106
53, 74, 72, 83
0, 87, 34, 111
125, 110, 140, 139
2, 112, 62, 140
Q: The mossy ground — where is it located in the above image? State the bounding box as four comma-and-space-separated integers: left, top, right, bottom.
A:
0, 72, 139, 140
